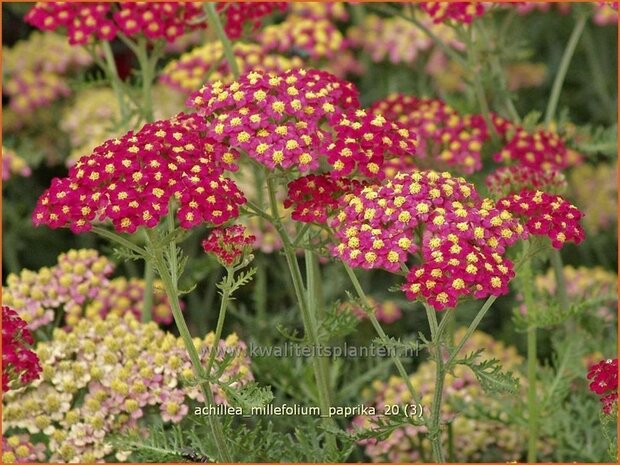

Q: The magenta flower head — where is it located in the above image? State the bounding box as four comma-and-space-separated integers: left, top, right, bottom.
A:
498, 190, 585, 249
587, 358, 618, 414
33, 113, 245, 234
25, 2, 206, 45
420, 2, 486, 24
284, 174, 365, 223
2, 306, 42, 392
218, 3, 288, 39
486, 165, 567, 197
188, 69, 360, 172
202, 225, 255, 267
494, 128, 579, 172
330, 171, 527, 310
370, 94, 491, 174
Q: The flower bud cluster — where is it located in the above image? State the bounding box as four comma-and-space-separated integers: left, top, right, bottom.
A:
419, 2, 486, 24
370, 94, 494, 174
202, 225, 256, 267
189, 69, 360, 172
486, 165, 567, 196
25, 2, 205, 45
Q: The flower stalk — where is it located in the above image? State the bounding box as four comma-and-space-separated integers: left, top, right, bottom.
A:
204, 3, 240, 78
544, 13, 588, 125
91, 225, 232, 462
265, 174, 337, 453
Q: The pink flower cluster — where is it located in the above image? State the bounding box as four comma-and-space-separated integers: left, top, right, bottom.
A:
370, 94, 493, 174
330, 171, 526, 310
347, 14, 436, 66
2, 147, 32, 181
594, 2, 618, 25
33, 113, 245, 233
587, 358, 618, 414
259, 16, 346, 60
284, 174, 364, 223
2, 249, 174, 329
202, 225, 256, 267
419, 2, 486, 24
160, 42, 304, 94
25, 2, 205, 44
328, 110, 417, 179
2, 312, 253, 462
3, 32, 92, 114
486, 165, 567, 196
494, 128, 579, 172
2, 306, 42, 393
289, 3, 349, 21
498, 190, 585, 249
2, 435, 46, 463
217, 2, 288, 39
189, 69, 359, 172
342, 297, 403, 324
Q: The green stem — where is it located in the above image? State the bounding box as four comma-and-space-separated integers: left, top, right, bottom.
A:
467, 25, 499, 144
436, 308, 455, 344
343, 264, 424, 411
135, 38, 156, 122
527, 326, 538, 462
425, 304, 446, 462
550, 249, 570, 314
544, 13, 588, 125
445, 295, 498, 369
519, 240, 538, 462
90, 226, 146, 256
152, 252, 232, 462
204, 3, 240, 79
583, 25, 614, 116
476, 19, 521, 122
206, 266, 234, 375
101, 41, 129, 124
305, 248, 332, 405
141, 261, 154, 323
265, 175, 336, 452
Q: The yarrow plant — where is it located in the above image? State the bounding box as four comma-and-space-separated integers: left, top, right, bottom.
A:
3, 2, 614, 463
202, 225, 255, 267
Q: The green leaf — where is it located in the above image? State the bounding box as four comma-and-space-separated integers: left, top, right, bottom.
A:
221, 381, 274, 411
456, 349, 520, 395
317, 300, 359, 342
